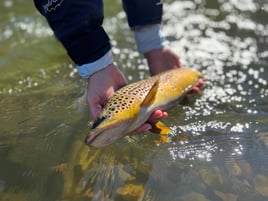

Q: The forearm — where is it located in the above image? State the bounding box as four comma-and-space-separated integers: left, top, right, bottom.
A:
34, 0, 167, 78
33, 0, 112, 70
122, 0, 163, 28
123, 0, 165, 54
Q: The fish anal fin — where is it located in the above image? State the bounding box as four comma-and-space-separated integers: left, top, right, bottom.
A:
150, 121, 171, 134
141, 80, 159, 107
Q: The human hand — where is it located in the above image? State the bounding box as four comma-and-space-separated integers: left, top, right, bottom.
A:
144, 46, 181, 75
87, 63, 127, 120
132, 110, 168, 134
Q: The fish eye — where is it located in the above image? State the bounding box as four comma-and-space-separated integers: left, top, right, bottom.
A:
92, 116, 106, 129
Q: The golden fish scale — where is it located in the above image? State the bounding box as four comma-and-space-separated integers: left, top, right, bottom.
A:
100, 67, 202, 119
103, 77, 158, 118
152, 68, 200, 106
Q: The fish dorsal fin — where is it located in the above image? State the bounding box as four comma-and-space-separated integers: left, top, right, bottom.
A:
141, 80, 159, 107
150, 121, 172, 134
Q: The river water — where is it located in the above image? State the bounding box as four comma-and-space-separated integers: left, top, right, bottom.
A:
0, 0, 268, 201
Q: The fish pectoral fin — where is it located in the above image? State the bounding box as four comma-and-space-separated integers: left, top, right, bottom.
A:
149, 121, 172, 134
141, 80, 159, 107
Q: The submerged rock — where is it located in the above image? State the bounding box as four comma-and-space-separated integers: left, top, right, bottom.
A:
180, 192, 209, 201
237, 160, 253, 179
214, 190, 238, 201
117, 184, 144, 200
225, 160, 242, 177
254, 174, 268, 197
200, 167, 224, 186
258, 132, 268, 147
0, 180, 5, 192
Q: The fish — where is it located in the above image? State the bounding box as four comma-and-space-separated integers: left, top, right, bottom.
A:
85, 67, 204, 147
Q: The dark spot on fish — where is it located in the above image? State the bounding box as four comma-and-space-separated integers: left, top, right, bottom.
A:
110, 105, 116, 111
92, 116, 106, 129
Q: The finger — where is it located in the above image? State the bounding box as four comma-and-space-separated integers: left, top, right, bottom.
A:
196, 79, 205, 88
131, 123, 152, 135
150, 110, 168, 119
87, 97, 103, 120
89, 104, 102, 121
174, 55, 181, 68
117, 73, 128, 89
190, 86, 200, 93
92, 105, 102, 120
110, 65, 128, 90
130, 110, 168, 135
189, 79, 205, 93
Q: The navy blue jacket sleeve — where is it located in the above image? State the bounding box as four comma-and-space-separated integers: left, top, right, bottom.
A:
123, 0, 163, 28
33, 0, 111, 65
33, 0, 163, 65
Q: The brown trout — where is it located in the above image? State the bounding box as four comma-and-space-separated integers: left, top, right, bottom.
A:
85, 67, 204, 147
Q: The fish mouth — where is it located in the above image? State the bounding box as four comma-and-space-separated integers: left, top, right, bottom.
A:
85, 123, 120, 147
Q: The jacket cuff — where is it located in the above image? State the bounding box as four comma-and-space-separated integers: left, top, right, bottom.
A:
77, 50, 114, 78
134, 24, 166, 54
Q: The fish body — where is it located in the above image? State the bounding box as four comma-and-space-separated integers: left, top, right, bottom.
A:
85, 67, 204, 147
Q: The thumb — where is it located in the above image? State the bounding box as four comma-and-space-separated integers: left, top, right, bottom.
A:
112, 68, 127, 91
88, 98, 103, 121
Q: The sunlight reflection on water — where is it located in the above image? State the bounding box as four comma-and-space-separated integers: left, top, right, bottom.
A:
0, 16, 52, 42
167, 140, 217, 161
0, 0, 268, 200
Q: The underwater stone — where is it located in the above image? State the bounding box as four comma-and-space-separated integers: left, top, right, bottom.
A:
254, 174, 268, 197
258, 132, 268, 147
117, 184, 144, 199
225, 161, 242, 177
180, 192, 209, 201
0, 180, 5, 192
214, 190, 238, 201
237, 160, 253, 179
200, 167, 224, 186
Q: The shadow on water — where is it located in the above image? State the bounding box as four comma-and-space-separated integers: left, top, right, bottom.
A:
0, 0, 268, 200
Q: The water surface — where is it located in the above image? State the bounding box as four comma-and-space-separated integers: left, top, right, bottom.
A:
0, 0, 268, 201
